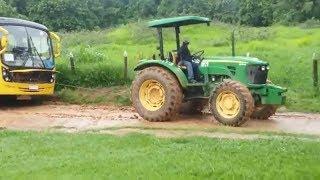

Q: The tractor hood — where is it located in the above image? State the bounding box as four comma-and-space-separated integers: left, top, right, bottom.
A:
204, 56, 268, 66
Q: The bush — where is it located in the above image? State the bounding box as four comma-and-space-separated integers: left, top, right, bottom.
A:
72, 46, 107, 64
61, 30, 110, 49
299, 18, 320, 29
57, 63, 128, 87
237, 27, 271, 42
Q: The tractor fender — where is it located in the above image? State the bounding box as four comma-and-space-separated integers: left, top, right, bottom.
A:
134, 60, 189, 88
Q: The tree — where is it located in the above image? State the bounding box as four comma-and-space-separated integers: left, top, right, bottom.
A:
27, 0, 100, 31
157, 0, 210, 17
273, 0, 316, 23
239, 0, 275, 26
0, 0, 21, 17
94, 0, 124, 27
2, 0, 320, 31
208, 0, 240, 23
125, 0, 159, 19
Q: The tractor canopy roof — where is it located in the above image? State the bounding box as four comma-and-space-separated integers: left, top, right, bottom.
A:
148, 16, 210, 28
0, 17, 48, 31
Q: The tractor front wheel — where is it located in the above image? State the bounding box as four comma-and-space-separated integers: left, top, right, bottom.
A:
131, 67, 183, 122
251, 105, 277, 120
210, 81, 254, 127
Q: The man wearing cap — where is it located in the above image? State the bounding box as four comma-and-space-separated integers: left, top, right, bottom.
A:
179, 40, 198, 83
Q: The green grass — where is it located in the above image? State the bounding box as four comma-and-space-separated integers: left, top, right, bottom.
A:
56, 22, 320, 112
56, 86, 131, 105
0, 131, 320, 179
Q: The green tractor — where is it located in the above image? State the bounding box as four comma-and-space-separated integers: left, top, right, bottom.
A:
131, 16, 287, 127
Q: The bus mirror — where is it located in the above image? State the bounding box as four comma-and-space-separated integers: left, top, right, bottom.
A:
50, 32, 61, 58
0, 27, 9, 55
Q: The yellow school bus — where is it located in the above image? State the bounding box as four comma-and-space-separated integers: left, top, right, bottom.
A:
0, 17, 60, 99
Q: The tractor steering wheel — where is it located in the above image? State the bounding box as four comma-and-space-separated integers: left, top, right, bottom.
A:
192, 50, 205, 64
192, 50, 204, 58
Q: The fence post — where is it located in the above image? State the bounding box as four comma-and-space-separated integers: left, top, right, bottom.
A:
124, 51, 128, 80
69, 52, 76, 74
231, 29, 236, 57
313, 53, 319, 91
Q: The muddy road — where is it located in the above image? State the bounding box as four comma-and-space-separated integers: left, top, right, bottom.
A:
0, 103, 320, 137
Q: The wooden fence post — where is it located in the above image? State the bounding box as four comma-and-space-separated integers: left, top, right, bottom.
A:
231, 29, 236, 57
313, 53, 319, 91
69, 52, 76, 74
124, 51, 128, 80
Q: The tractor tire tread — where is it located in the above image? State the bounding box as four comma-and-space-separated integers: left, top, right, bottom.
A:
131, 67, 183, 122
251, 105, 277, 120
210, 80, 254, 127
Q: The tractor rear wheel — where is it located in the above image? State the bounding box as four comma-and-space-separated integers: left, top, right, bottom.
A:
251, 105, 277, 120
210, 80, 254, 127
131, 67, 183, 122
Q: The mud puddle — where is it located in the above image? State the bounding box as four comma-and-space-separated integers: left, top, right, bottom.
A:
0, 104, 320, 137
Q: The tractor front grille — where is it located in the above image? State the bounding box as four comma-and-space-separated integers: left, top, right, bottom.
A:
11, 71, 53, 84
247, 65, 268, 84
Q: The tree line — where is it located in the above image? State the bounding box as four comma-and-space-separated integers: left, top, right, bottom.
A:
1, 0, 320, 31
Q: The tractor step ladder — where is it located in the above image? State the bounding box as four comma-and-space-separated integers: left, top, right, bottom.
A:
187, 83, 205, 87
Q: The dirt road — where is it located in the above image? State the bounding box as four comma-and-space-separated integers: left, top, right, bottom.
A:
0, 103, 320, 137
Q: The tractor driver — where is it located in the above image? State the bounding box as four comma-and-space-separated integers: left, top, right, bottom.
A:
179, 40, 198, 83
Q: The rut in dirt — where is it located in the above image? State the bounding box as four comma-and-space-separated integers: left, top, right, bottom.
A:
0, 103, 320, 135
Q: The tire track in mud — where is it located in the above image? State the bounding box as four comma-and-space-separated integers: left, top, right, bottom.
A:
0, 104, 319, 138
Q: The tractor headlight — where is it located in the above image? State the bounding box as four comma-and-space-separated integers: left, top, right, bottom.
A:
261, 66, 266, 71
267, 66, 270, 70
2, 67, 12, 82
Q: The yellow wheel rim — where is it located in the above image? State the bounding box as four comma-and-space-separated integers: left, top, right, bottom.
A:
139, 80, 166, 111
216, 91, 241, 119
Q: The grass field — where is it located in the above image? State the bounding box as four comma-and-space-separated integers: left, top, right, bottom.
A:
0, 131, 319, 179
56, 86, 131, 105
56, 22, 320, 112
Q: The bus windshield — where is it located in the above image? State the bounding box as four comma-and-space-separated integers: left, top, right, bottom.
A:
1, 25, 54, 69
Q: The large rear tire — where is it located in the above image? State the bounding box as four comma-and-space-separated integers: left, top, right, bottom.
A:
131, 67, 183, 122
210, 80, 254, 127
251, 105, 277, 120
